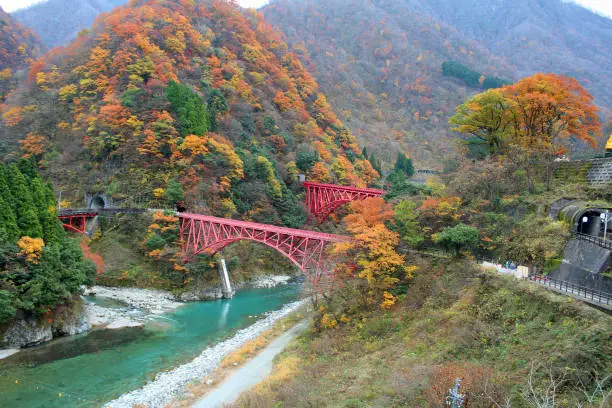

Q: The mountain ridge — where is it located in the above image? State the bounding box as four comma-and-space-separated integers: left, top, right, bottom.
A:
13, 0, 127, 48
261, 0, 611, 168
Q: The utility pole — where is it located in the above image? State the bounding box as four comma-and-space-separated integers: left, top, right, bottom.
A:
601, 210, 609, 241
58, 191, 62, 212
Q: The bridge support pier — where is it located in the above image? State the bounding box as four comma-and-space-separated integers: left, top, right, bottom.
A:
218, 255, 234, 299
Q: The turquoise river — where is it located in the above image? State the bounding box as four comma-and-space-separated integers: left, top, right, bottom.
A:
0, 283, 301, 407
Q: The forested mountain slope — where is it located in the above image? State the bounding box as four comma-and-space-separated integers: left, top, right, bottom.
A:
0, 6, 42, 102
401, 0, 612, 108
0, 0, 376, 227
13, 0, 128, 48
262, 0, 611, 168
262, 0, 516, 168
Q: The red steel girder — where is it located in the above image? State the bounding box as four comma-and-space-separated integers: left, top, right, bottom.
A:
58, 213, 97, 234
178, 213, 350, 293
303, 182, 384, 223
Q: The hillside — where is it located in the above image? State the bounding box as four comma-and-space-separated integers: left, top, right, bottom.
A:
0, 6, 42, 102
403, 0, 612, 108
262, 0, 611, 168
13, 0, 128, 48
0, 0, 377, 227
262, 0, 517, 168
229, 260, 612, 407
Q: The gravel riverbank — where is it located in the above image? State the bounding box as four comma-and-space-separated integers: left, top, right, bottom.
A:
83, 286, 183, 329
104, 299, 306, 408
84, 286, 183, 313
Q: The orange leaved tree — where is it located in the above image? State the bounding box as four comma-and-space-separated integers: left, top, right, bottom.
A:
330, 197, 413, 318
501, 73, 600, 154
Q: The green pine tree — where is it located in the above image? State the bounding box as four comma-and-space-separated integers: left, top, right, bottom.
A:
0, 165, 19, 242
30, 177, 63, 244
166, 81, 210, 136
6, 165, 43, 238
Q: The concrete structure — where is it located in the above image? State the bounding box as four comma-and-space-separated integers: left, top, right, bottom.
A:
217, 256, 234, 299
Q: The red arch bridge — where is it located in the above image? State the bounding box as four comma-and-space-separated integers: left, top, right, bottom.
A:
179, 213, 350, 293
303, 182, 384, 223
57, 209, 351, 293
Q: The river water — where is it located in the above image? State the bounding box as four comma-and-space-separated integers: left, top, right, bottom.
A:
0, 283, 301, 407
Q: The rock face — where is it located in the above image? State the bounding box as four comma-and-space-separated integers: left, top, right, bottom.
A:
179, 287, 224, 302
52, 306, 91, 336
1, 299, 91, 349
2, 317, 53, 348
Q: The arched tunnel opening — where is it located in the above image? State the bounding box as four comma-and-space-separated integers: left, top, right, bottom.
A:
576, 208, 611, 240
91, 196, 106, 210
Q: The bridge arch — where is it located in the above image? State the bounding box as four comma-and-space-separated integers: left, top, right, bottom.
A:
179, 213, 349, 291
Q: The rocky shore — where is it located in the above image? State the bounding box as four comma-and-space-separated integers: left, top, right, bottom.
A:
83, 285, 184, 329
84, 286, 183, 314
104, 299, 306, 408
1, 286, 182, 351
1, 300, 91, 349
1, 278, 291, 354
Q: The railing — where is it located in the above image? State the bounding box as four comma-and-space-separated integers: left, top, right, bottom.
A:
572, 232, 612, 250
528, 275, 611, 307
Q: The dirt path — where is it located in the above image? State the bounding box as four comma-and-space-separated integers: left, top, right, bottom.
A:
191, 320, 308, 408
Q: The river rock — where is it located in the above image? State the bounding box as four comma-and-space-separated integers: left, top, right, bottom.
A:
179, 287, 224, 301
106, 319, 144, 329
251, 275, 291, 288
53, 306, 91, 336
3, 317, 53, 348
0, 348, 19, 360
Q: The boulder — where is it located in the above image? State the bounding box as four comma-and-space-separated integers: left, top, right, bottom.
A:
3, 317, 52, 348
53, 308, 91, 336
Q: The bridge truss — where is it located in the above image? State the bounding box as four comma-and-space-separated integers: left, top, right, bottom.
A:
303, 182, 384, 223
58, 208, 147, 234
179, 213, 350, 293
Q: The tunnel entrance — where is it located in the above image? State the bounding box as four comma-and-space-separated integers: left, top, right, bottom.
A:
90, 196, 106, 210
576, 208, 611, 240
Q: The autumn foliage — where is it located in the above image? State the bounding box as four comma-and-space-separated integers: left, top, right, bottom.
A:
451, 73, 601, 156
0, 7, 42, 102
0, 0, 378, 226
332, 198, 414, 312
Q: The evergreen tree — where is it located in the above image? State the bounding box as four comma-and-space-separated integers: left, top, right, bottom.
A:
0, 166, 19, 242
0, 195, 19, 243
369, 152, 382, 176
393, 152, 414, 177
17, 157, 38, 182
6, 165, 42, 238
166, 81, 210, 136
30, 177, 63, 244
362, 146, 368, 160
165, 179, 185, 205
